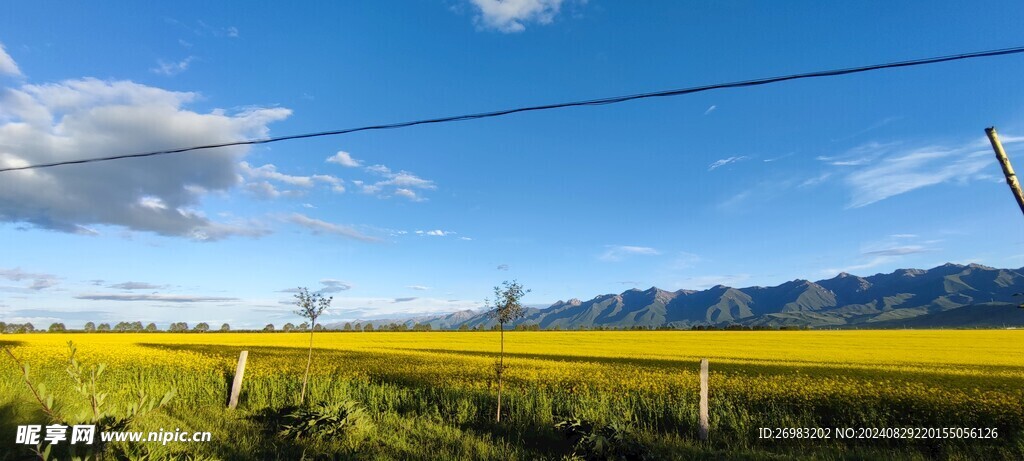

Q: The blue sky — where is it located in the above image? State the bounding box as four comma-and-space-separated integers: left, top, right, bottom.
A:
1, 1, 1024, 328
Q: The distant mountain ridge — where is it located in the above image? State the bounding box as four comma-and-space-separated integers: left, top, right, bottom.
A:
326, 263, 1024, 330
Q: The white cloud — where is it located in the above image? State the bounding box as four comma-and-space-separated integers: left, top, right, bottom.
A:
703, 105, 716, 115
821, 256, 894, 277
365, 164, 391, 175
0, 268, 59, 291
227, 26, 239, 38
239, 162, 313, 187
858, 234, 940, 257
763, 152, 794, 163
599, 245, 660, 262
245, 181, 292, 199
821, 234, 942, 276
138, 196, 168, 210
862, 246, 929, 256
394, 188, 423, 201
151, 56, 195, 76
320, 296, 484, 320
459, 236, 473, 241
240, 162, 343, 194
312, 175, 345, 193
407, 285, 431, 291
75, 293, 238, 302
378, 172, 435, 189
842, 137, 1015, 208
109, 281, 167, 290
708, 156, 748, 171
286, 213, 381, 242
467, 0, 571, 33
0, 43, 21, 76
799, 172, 832, 188
817, 141, 898, 167
0, 77, 289, 239
319, 279, 352, 293
416, 229, 454, 237
327, 150, 361, 167
358, 164, 435, 200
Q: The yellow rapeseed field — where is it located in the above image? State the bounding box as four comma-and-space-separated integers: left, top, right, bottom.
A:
3, 330, 1022, 401
2, 330, 1022, 459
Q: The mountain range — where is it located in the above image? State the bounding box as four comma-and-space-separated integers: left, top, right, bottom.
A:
326, 263, 1024, 330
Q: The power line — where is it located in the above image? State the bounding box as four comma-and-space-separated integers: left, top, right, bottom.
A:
4, 45, 1024, 173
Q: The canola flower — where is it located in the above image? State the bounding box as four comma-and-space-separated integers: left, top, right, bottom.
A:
1, 330, 1021, 434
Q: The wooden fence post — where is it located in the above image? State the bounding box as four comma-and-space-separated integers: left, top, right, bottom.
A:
699, 358, 709, 441
228, 350, 248, 409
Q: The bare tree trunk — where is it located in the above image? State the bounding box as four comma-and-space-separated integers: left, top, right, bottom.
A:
497, 323, 504, 422
300, 323, 315, 405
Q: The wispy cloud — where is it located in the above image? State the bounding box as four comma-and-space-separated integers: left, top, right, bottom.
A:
151, 56, 195, 76
319, 279, 352, 293
813, 136, 1024, 208
708, 156, 748, 171
407, 285, 431, 291
394, 188, 424, 201
244, 181, 304, 200
821, 234, 942, 276
75, 293, 238, 302
716, 178, 797, 211
600, 245, 660, 262
286, 213, 381, 242
862, 246, 930, 256
763, 152, 794, 163
799, 172, 832, 188
843, 141, 1004, 208
816, 141, 898, 167
830, 116, 901, 143
358, 164, 436, 201
0, 268, 59, 291
821, 256, 894, 276
416, 229, 453, 237
496, 264, 510, 271
239, 162, 343, 193
315, 296, 484, 320
108, 282, 167, 290
703, 105, 717, 115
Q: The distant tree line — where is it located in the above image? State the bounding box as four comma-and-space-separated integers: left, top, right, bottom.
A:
0, 320, 811, 333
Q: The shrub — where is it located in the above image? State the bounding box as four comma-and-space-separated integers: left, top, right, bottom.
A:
278, 400, 371, 441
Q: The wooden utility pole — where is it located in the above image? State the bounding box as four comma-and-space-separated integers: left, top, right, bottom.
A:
985, 127, 1024, 217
